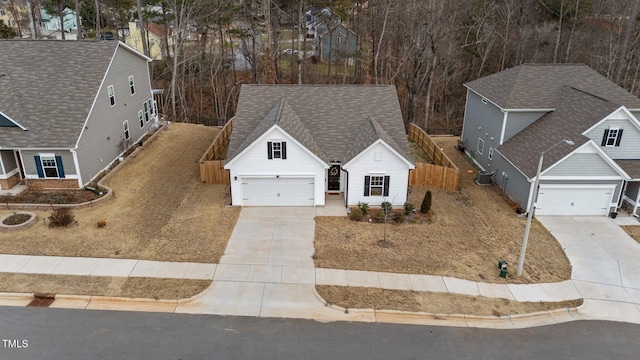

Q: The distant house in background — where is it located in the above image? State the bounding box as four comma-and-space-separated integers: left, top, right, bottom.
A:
0, 0, 30, 38
305, 6, 356, 62
125, 21, 172, 61
39, 6, 80, 39
315, 22, 356, 63
0, 40, 157, 191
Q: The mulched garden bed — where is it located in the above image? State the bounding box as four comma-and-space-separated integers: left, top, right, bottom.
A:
0, 190, 103, 205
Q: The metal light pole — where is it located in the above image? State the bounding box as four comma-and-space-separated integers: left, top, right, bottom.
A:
517, 139, 574, 276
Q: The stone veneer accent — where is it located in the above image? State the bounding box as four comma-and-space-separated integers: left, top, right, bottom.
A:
26, 179, 79, 189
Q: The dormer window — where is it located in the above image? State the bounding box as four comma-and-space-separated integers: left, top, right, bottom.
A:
267, 141, 287, 159
601, 128, 623, 147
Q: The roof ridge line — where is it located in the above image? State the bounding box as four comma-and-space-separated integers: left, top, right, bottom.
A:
274, 97, 286, 123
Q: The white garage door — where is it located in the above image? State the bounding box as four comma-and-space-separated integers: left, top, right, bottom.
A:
535, 186, 614, 216
242, 177, 315, 206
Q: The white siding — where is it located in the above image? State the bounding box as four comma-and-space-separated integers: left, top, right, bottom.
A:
345, 141, 412, 207
227, 127, 327, 206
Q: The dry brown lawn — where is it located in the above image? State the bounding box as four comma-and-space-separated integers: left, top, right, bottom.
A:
0, 273, 210, 300
621, 226, 640, 245
0, 122, 240, 263
317, 286, 583, 316
314, 136, 572, 284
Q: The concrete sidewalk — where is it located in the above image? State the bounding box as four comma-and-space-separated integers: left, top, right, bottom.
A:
0, 254, 216, 280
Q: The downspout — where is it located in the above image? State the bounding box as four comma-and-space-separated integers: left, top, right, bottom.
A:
341, 167, 349, 208
70, 148, 83, 188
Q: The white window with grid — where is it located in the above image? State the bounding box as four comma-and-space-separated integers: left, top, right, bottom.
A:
41, 155, 59, 178
108, 85, 116, 107
369, 176, 384, 196
128, 76, 135, 95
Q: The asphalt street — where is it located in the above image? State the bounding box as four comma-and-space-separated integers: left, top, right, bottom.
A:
1, 307, 639, 359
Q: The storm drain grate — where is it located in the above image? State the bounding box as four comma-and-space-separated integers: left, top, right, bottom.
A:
27, 293, 55, 307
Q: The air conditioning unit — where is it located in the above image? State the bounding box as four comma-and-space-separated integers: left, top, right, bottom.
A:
475, 171, 493, 186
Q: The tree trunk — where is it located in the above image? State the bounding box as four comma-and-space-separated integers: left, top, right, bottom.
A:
74, 0, 81, 39
615, 0, 640, 84
136, 0, 148, 57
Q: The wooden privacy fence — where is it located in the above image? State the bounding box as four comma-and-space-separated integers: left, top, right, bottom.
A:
199, 118, 233, 184
408, 123, 459, 191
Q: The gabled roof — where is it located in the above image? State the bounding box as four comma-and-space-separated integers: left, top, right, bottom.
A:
227, 85, 413, 166
0, 40, 143, 148
498, 86, 621, 178
465, 64, 640, 110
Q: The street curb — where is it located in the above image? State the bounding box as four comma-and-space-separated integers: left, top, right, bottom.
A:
311, 286, 584, 328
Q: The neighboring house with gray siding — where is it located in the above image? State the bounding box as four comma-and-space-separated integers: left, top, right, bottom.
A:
0, 40, 157, 191
461, 64, 640, 216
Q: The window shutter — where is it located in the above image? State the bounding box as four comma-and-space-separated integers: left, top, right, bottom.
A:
615, 129, 624, 146
383, 176, 390, 196
601, 129, 609, 146
267, 142, 273, 159
55, 156, 65, 178
34, 156, 44, 178
364, 176, 370, 196
281, 142, 287, 159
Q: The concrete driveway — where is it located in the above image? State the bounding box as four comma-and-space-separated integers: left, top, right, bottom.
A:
175, 207, 374, 322
538, 216, 640, 322
538, 216, 640, 288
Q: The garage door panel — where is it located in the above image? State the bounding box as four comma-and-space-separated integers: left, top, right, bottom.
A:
536, 186, 613, 216
243, 177, 314, 206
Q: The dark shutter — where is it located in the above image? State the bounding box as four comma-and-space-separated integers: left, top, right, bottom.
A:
601, 129, 610, 146
281, 142, 287, 159
55, 156, 65, 178
615, 129, 624, 146
267, 142, 273, 159
383, 176, 390, 196
34, 156, 44, 178
364, 176, 370, 196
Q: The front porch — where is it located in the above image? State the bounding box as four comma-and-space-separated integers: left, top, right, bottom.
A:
0, 184, 26, 196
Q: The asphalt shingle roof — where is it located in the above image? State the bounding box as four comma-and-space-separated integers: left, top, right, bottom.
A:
498, 86, 622, 178
0, 40, 120, 148
227, 85, 413, 165
465, 63, 640, 110
614, 160, 640, 179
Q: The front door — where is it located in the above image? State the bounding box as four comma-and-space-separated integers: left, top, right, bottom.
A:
328, 165, 340, 191
14, 151, 24, 180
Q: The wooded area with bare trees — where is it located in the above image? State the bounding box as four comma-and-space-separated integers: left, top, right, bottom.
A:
16, 0, 636, 133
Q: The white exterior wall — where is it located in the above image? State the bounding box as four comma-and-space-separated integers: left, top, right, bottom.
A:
345, 141, 412, 207
227, 127, 327, 206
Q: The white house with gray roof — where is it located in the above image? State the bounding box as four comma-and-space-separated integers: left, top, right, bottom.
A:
224, 85, 414, 207
461, 63, 640, 216
0, 40, 157, 191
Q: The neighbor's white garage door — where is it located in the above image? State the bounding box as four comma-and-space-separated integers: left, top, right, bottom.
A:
535, 185, 614, 216
242, 177, 314, 206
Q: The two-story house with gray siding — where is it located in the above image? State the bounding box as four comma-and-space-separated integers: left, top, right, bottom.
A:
0, 40, 157, 191
461, 64, 640, 216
